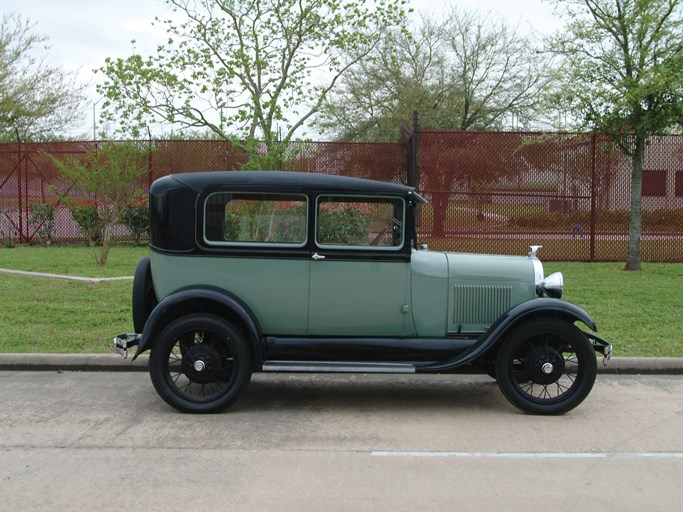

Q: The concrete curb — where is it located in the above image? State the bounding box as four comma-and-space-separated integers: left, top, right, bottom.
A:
0, 353, 150, 372
0, 354, 682, 375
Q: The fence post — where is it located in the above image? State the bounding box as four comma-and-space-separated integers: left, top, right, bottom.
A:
148, 137, 154, 190
412, 109, 420, 191
590, 133, 597, 261
15, 129, 26, 243
401, 109, 420, 190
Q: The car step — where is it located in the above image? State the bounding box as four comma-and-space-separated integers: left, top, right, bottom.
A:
262, 361, 416, 373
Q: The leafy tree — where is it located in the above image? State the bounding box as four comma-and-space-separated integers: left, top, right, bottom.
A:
50, 141, 151, 265
97, 0, 409, 168
324, 17, 450, 141
548, 0, 683, 270
325, 9, 551, 140
0, 13, 85, 140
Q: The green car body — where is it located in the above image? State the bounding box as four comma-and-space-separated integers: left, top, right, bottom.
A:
150, 250, 536, 337
115, 171, 611, 415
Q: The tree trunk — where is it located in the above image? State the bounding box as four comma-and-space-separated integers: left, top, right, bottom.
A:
624, 135, 645, 271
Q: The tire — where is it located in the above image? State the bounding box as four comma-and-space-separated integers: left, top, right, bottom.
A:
132, 256, 157, 333
149, 314, 253, 413
495, 318, 597, 415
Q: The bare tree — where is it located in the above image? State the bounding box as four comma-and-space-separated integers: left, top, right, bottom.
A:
324, 17, 451, 141
325, 9, 551, 141
0, 13, 85, 140
444, 7, 550, 131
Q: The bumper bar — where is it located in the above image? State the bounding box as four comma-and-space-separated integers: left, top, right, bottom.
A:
585, 332, 613, 365
114, 333, 141, 360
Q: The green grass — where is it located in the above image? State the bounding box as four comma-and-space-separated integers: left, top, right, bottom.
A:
0, 275, 133, 353
0, 245, 148, 277
545, 262, 683, 357
0, 245, 681, 356
0, 245, 148, 353
425, 236, 683, 263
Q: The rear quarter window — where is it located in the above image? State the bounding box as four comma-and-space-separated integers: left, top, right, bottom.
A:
204, 192, 308, 246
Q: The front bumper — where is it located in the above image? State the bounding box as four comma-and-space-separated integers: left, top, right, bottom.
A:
585, 332, 613, 365
114, 333, 141, 360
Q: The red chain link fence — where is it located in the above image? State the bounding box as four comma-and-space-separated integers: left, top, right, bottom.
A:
0, 133, 681, 261
0, 140, 404, 244
418, 131, 683, 262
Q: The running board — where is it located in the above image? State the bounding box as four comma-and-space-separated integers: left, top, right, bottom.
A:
262, 361, 416, 374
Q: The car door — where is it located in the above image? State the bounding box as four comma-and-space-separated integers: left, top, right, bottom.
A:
201, 191, 311, 336
307, 194, 411, 336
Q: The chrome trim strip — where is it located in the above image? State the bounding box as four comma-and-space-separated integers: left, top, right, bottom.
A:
262, 361, 416, 373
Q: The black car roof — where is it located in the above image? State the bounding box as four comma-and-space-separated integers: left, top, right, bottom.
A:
159, 171, 419, 197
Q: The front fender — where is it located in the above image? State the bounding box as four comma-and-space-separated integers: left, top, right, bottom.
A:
132, 286, 263, 365
418, 298, 596, 372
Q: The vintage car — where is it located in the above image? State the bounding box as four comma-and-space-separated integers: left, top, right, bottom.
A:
115, 171, 611, 415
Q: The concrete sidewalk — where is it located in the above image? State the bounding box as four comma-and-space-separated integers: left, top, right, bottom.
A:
0, 353, 682, 374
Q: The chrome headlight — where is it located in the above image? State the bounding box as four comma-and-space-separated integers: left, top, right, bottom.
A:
529, 245, 544, 296
541, 272, 564, 299
528, 245, 564, 299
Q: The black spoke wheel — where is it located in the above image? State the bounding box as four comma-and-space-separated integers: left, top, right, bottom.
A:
149, 314, 252, 413
495, 319, 597, 415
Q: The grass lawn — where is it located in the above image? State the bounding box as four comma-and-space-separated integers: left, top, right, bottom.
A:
0, 245, 148, 353
544, 262, 683, 357
0, 245, 681, 357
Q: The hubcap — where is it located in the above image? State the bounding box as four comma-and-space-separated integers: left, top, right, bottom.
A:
181, 344, 223, 384
520, 342, 566, 385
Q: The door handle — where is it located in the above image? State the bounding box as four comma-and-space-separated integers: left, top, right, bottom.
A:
312, 253, 326, 261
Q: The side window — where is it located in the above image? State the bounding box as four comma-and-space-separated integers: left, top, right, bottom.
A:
316, 196, 404, 248
205, 192, 307, 246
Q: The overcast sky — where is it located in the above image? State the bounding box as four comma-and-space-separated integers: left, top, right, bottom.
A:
7, 0, 564, 138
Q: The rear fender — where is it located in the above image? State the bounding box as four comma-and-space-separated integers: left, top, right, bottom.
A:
132, 286, 263, 368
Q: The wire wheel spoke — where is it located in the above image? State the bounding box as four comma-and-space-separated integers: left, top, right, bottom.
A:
512, 334, 580, 402
164, 329, 237, 402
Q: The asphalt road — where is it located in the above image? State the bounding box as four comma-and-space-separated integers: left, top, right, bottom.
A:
1, 371, 681, 512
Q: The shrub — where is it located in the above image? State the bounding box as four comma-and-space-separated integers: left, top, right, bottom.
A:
49, 141, 150, 265
643, 208, 682, 231
224, 201, 306, 243
318, 202, 373, 244
0, 207, 18, 247
67, 200, 104, 245
28, 203, 56, 246
508, 209, 629, 230
121, 202, 150, 245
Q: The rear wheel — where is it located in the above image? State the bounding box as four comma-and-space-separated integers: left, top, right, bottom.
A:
495, 318, 597, 415
149, 314, 252, 413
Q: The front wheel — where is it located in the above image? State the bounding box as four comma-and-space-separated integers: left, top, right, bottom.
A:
495, 319, 597, 415
149, 314, 252, 413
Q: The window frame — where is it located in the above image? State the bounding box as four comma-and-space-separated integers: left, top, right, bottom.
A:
202, 191, 309, 248
314, 194, 406, 252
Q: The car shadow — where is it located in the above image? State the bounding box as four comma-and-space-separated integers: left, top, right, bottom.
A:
232, 373, 508, 414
